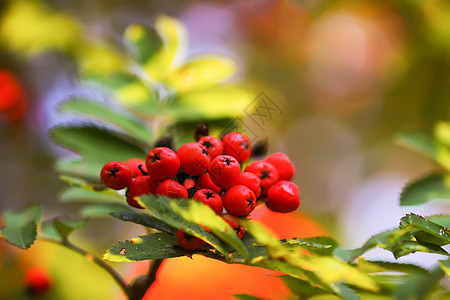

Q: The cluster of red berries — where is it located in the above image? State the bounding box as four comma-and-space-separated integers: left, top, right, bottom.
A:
100, 129, 300, 250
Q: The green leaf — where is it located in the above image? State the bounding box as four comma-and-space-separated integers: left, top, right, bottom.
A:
110, 211, 175, 234
428, 215, 450, 227
357, 260, 428, 275
104, 232, 192, 262
394, 266, 445, 300
400, 213, 450, 246
283, 236, 339, 255
170, 86, 253, 122
59, 187, 124, 204
80, 203, 132, 217
169, 200, 250, 260
438, 259, 450, 278
124, 23, 164, 70
396, 131, 450, 170
1, 203, 41, 249
41, 217, 88, 240
330, 283, 359, 300
400, 173, 450, 206
59, 98, 153, 146
280, 275, 327, 298
232, 294, 266, 300
139, 195, 230, 259
168, 55, 237, 92
50, 125, 147, 181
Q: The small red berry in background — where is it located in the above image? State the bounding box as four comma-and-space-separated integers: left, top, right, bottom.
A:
25, 268, 51, 296
177, 227, 209, 250
126, 176, 157, 208
100, 161, 132, 190
208, 155, 241, 189
0, 71, 28, 122
265, 153, 295, 181
196, 173, 221, 193
126, 158, 147, 178
266, 181, 300, 213
222, 214, 246, 239
183, 178, 196, 189
223, 185, 256, 217
146, 147, 180, 183
222, 132, 252, 163
193, 189, 223, 215
245, 161, 279, 196
238, 172, 261, 199
199, 136, 223, 159
177, 142, 210, 176
156, 179, 188, 199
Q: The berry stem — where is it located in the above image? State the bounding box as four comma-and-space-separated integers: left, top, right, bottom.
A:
129, 259, 164, 300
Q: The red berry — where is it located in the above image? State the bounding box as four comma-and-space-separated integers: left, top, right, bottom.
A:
199, 136, 223, 159
266, 181, 300, 213
183, 178, 196, 189
223, 185, 256, 217
196, 173, 221, 193
222, 214, 245, 239
193, 189, 223, 215
146, 147, 180, 183
25, 268, 51, 296
126, 158, 147, 178
208, 155, 241, 189
126, 176, 157, 208
245, 161, 279, 196
265, 153, 295, 181
100, 161, 132, 190
177, 142, 210, 176
177, 228, 208, 250
222, 132, 252, 163
156, 179, 188, 199
238, 172, 261, 199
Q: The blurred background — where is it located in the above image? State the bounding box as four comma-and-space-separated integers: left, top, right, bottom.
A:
1, 0, 450, 299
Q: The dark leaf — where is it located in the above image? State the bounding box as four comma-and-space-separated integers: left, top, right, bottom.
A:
110, 211, 175, 234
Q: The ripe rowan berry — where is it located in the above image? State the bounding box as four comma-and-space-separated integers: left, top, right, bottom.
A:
208, 155, 241, 189
25, 268, 51, 296
177, 228, 208, 250
146, 147, 180, 183
238, 172, 261, 199
199, 136, 223, 159
266, 181, 300, 213
245, 161, 279, 196
193, 189, 223, 215
126, 176, 157, 208
196, 173, 221, 193
223, 185, 256, 217
222, 132, 252, 163
156, 179, 189, 199
265, 153, 295, 181
177, 142, 210, 176
222, 214, 245, 239
100, 161, 132, 190
126, 158, 147, 178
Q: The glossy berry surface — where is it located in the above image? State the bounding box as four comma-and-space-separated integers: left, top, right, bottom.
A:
156, 179, 189, 199
208, 155, 241, 189
196, 173, 221, 193
193, 189, 223, 215
177, 142, 210, 176
222, 214, 245, 239
126, 158, 147, 178
126, 176, 157, 208
265, 153, 295, 181
266, 181, 300, 213
238, 172, 262, 199
26, 268, 51, 296
199, 136, 223, 159
245, 161, 279, 196
223, 185, 256, 217
100, 161, 132, 190
146, 147, 180, 183
177, 228, 208, 250
222, 132, 252, 163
